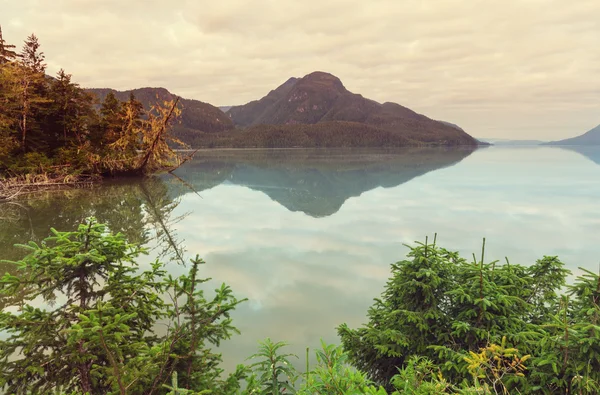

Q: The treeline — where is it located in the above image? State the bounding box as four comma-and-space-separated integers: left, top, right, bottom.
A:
187, 121, 480, 149
186, 122, 436, 148
1, 218, 599, 394
0, 27, 183, 182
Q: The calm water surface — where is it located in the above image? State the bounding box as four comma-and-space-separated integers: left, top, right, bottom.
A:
1, 146, 599, 371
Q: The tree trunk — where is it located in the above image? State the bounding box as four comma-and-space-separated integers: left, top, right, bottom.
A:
20, 78, 29, 152
136, 98, 179, 174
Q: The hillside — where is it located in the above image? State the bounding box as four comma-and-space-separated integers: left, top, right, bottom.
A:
85, 87, 234, 145
545, 124, 600, 146
226, 71, 478, 146
226, 77, 298, 126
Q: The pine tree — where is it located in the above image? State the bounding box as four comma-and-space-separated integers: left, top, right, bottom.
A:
48, 69, 96, 148
20, 33, 45, 73
114, 92, 144, 155
5, 34, 50, 152
96, 92, 123, 147
0, 28, 19, 160
0, 25, 18, 64
0, 218, 249, 394
338, 238, 572, 391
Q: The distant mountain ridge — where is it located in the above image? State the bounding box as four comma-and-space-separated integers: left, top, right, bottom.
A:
85, 87, 234, 145
226, 71, 477, 146
544, 124, 600, 146
479, 138, 547, 146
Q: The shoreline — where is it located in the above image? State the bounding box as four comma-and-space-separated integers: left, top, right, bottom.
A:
1, 145, 484, 201
175, 144, 484, 152
0, 174, 98, 202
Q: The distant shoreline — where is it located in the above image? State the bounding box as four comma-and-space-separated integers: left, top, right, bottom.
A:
175, 145, 483, 153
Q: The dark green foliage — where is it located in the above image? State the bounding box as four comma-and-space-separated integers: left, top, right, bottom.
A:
246, 338, 299, 394
339, 237, 599, 393
299, 341, 386, 394
0, 217, 599, 393
0, 218, 248, 394
185, 122, 417, 148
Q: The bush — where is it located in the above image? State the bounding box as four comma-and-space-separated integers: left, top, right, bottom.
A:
338, 237, 600, 393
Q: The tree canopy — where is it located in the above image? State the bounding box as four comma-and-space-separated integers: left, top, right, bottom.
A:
0, 27, 186, 184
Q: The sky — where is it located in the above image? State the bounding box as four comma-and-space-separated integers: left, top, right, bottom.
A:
1, 0, 599, 140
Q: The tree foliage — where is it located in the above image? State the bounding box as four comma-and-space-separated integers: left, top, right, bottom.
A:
0, 218, 248, 394
338, 237, 600, 394
0, 27, 186, 182
1, 220, 599, 394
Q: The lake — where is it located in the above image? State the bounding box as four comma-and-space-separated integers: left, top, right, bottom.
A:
1, 145, 599, 372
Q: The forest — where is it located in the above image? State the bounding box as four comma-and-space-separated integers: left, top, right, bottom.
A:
0, 27, 186, 200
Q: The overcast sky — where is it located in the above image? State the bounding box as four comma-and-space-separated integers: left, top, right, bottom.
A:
2, 0, 599, 139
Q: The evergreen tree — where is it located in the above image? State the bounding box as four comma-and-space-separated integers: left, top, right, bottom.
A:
0, 29, 186, 181
0, 218, 249, 394
338, 238, 572, 392
0, 25, 18, 64
113, 92, 144, 155
48, 69, 96, 149
96, 91, 122, 145
20, 33, 45, 73
0, 66, 19, 163
5, 33, 50, 153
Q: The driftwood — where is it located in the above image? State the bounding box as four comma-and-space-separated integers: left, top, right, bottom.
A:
167, 149, 198, 173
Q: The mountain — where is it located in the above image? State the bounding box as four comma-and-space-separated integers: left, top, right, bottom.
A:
85, 87, 234, 145
225, 71, 478, 146
438, 121, 464, 132
544, 124, 600, 146
479, 138, 546, 146
226, 77, 298, 126
167, 147, 476, 217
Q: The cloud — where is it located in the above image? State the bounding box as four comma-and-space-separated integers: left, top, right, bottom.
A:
1, 0, 599, 139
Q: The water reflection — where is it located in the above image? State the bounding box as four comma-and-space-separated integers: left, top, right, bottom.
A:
0, 177, 185, 277
554, 145, 600, 166
1, 146, 599, 374
169, 147, 476, 217
165, 146, 600, 372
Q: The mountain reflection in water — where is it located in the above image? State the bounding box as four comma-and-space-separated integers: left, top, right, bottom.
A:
168, 147, 476, 217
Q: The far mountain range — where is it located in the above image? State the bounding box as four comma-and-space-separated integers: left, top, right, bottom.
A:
478, 123, 600, 147
86, 71, 477, 148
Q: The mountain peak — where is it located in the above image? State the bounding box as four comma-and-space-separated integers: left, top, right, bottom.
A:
297, 71, 346, 92
224, 71, 478, 146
